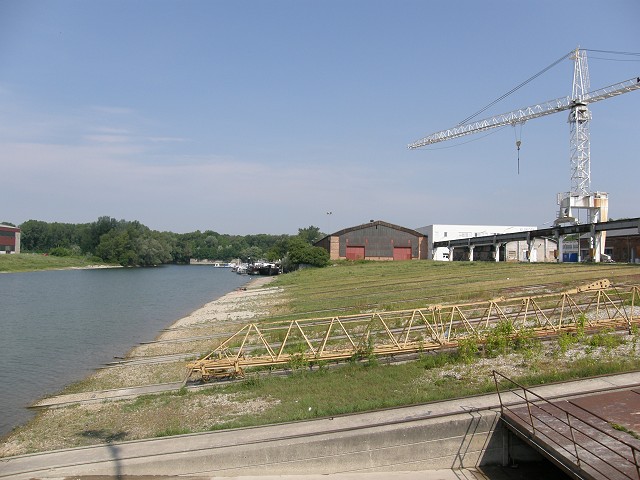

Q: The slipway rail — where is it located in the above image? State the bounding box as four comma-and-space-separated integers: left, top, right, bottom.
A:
185, 279, 640, 382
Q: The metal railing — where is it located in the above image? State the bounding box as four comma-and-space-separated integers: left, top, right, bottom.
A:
493, 370, 640, 479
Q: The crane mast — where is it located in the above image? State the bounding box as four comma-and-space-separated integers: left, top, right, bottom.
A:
569, 48, 591, 198
408, 48, 639, 261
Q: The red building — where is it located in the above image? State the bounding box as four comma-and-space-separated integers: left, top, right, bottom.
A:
0, 224, 21, 254
315, 220, 428, 261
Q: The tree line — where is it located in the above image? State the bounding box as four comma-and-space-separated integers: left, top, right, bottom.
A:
10, 217, 329, 269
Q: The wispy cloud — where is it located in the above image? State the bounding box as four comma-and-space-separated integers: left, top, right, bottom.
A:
146, 136, 189, 143
90, 105, 136, 116
84, 134, 132, 144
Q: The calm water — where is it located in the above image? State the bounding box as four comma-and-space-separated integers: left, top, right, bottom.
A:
0, 265, 249, 437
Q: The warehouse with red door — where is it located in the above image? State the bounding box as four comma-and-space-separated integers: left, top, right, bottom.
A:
314, 220, 428, 261
0, 224, 21, 254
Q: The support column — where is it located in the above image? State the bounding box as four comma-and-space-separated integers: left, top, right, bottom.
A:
469, 245, 474, 262
590, 224, 602, 263
527, 233, 536, 263
493, 244, 500, 262
448, 247, 454, 262
544, 238, 548, 263
556, 232, 564, 263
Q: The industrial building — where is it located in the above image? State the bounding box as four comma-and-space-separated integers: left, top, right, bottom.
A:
0, 224, 21, 254
584, 228, 640, 264
315, 220, 428, 261
415, 224, 552, 261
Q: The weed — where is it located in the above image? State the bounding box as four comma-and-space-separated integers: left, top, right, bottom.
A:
484, 320, 515, 357
121, 394, 157, 413
587, 328, 624, 349
287, 352, 309, 371
557, 331, 579, 354
456, 337, 479, 364
513, 326, 539, 350
351, 335, 375, 362
242, 376, 263, 388
632, 323, 640, 349
155, 426, 191, 438
417, 352, 455, 369
576, 314, 586, 340
611, 423, 640, 440
176, 386, 188, 396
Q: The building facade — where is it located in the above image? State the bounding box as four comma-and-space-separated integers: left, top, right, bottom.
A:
315, 220, 428, 261
588, 228, 640, 263
0, 225, 21, 254
415, 224, 554, 261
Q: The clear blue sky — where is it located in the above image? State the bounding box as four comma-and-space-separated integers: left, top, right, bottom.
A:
1, 0, 638, 234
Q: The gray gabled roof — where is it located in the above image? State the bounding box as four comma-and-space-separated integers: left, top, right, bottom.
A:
316, 220, 426, 244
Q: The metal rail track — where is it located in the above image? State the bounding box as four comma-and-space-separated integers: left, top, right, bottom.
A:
269, 269, 640, 320
186, 279, 640, 382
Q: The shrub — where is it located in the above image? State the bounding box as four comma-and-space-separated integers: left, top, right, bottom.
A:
456, 336, 480, 364
484, 320, 515, 357
49, 247, 73, 257
587, 328, 625, 349
557, 331, 579, 354
418, 351, 455, 369
287, 352, 309, 371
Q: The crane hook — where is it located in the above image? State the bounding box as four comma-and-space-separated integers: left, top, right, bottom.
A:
512, 122, 523, 175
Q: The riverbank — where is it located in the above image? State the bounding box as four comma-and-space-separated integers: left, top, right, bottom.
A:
0, 274, 284, 456
0, 253, 120, 273
3, 262, 640, 459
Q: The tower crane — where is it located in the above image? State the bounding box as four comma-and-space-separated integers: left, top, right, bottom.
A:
408, 48, 639, 262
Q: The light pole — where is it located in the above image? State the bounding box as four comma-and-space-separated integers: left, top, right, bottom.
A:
326, 211, 332, 235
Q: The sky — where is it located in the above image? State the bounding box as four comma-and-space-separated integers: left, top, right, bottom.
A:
1, 1, 638, 235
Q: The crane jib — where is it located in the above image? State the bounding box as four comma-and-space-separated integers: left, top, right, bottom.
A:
408, 76, 640, 149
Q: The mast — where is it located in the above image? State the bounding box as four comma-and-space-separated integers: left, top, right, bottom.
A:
568, 47, 591, 197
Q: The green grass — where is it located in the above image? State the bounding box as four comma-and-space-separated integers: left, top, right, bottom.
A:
0, 253, 114, 273
199, 351, 640, 433
209, 361, 492, 428
4, 260, 640, 455
269, 260, 640, 319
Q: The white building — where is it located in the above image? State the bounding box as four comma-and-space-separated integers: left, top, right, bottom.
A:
416, 224, 543, 261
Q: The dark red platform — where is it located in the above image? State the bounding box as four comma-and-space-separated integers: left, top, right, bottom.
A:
503, 389, 640, 479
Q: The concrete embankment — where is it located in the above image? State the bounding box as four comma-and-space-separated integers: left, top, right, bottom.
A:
4, 371, 638, 479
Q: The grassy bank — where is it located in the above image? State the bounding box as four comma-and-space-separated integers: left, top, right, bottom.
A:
270, 260, 640, 318
2, 260, 640, 456
5, 332, 640, 455
0, 253, 115, 273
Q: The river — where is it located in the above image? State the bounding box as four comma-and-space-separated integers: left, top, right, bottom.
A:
0, 265, 250, 438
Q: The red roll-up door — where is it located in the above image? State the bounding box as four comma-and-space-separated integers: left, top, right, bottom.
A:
346, 246, 365, 260
393, 247, 412, 261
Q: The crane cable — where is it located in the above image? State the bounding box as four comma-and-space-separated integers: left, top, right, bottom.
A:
457, 50, 573, 126
512, 123, 523, 174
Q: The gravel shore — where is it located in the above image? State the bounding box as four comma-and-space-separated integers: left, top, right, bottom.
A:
0, 274, 285, 457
